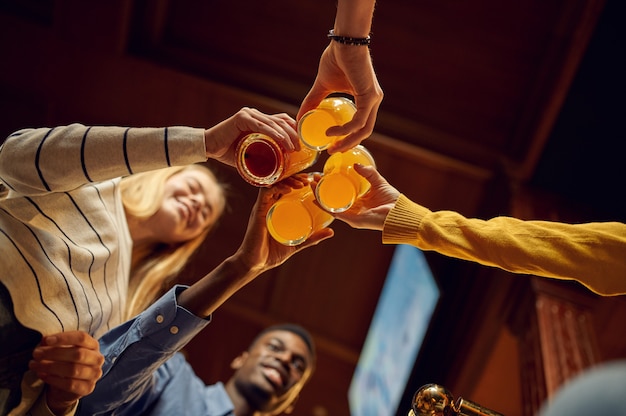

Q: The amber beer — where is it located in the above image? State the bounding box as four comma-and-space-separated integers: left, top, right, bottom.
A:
315, 145, 376, 213
266, 174, 334, 246
235, 133, 319, 187
298, 96, 357, 150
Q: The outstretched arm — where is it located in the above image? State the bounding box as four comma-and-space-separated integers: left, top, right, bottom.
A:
0, 108, 299, 195
178, 175, 334, 317
297, 0, 383, 153
333, 165, 626, 296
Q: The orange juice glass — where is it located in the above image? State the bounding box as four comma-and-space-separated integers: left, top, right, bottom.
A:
266, 174, 334, 246
298, 97, 357, 150
235, 133, 319, 187
315, 145, 376, 213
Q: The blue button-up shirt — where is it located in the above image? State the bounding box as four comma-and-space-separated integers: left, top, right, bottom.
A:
78, 285, 234, 415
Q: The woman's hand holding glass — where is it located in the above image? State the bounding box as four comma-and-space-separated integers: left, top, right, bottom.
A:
204, 108, 301, 167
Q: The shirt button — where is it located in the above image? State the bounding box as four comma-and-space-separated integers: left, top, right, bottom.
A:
156, 315, 164, 323
170, 326, 179, 335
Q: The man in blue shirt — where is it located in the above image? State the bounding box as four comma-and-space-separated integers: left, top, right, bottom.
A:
74, 284, 315, 415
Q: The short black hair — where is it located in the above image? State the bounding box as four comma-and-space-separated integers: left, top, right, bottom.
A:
253, 323, 316, 360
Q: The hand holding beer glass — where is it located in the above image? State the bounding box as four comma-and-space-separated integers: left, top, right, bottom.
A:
266, 173, 334, 246
314, 145, 376, 213
298, 96, 357, 151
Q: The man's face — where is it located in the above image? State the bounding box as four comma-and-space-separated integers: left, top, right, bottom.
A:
232, 329, 314, 413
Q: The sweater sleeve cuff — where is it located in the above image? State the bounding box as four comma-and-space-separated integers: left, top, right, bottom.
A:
165, 127, 208, 165
382, 194, 431, 244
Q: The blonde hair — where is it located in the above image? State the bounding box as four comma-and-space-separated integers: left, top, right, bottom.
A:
120, 164, 226, 319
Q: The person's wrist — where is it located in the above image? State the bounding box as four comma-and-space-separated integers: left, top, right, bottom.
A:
203, 129, 221, 159
46, 395, 78, 416
327, 29, 371, 46
229, 251, 264, 277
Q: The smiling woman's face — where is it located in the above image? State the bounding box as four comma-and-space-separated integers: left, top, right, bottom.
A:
148, 168, 224, 244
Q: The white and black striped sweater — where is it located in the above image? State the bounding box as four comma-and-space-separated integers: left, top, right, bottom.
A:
0, 123, 207, 339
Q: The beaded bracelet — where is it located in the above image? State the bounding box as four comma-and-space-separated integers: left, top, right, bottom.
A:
327, 29, 371, 46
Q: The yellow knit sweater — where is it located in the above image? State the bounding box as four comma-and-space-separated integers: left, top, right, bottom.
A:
383, 194, 626, 296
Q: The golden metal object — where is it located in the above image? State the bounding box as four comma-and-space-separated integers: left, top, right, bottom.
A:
409, 384, 504, 416
408, 384, 454, 416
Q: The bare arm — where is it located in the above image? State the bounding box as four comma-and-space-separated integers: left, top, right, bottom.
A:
177, 176, 334, 317
335, 0, 377, 37
297, 0, 383, 153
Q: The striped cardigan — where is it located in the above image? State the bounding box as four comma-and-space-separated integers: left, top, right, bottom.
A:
0, 123, 207, 339
1, 123, 208, 415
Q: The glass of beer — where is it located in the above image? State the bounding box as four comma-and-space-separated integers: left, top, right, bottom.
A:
314, 145, 376, 213
266, 174, 334, 246
235, 133, 319, 187
297, 96, 357, 150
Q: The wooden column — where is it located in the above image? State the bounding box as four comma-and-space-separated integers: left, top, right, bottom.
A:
514, 279, 600, 415
507, 185, 602, 415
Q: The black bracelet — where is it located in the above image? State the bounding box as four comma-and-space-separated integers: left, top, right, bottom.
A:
327, 29, 371, 46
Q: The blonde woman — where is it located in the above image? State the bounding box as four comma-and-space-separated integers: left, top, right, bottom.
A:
0, 108, 301, 415
120, 165, 227, 320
